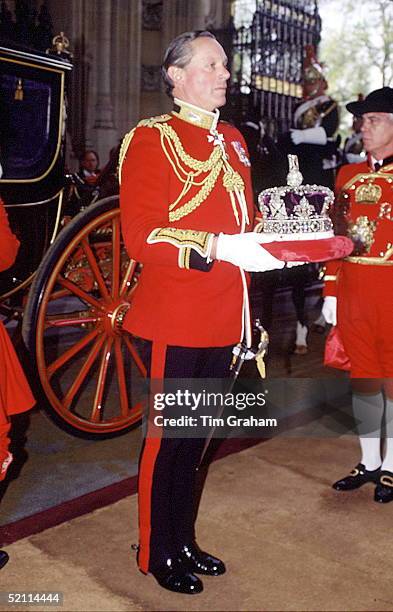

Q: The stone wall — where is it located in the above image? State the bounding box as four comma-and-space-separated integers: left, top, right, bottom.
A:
45, 0, 230, 168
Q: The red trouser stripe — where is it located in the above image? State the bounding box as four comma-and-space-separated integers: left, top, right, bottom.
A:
137, 341, 166, 574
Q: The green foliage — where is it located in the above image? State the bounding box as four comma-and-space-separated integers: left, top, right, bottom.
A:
319, 0, 393, 134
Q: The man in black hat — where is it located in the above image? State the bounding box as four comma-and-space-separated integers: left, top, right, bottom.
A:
322, 86, 393, 502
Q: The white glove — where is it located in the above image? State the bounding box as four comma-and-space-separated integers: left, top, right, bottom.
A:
286, 261, 307, 268
216, 232, 285, 272
290, 126, 327, 146
322, 296, 337, 326
346, 152, 364, 164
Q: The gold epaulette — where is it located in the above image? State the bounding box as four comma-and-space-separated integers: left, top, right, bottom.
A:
118, 128, 136, 184
118, 115, 172, 184
137, 114, 172, 128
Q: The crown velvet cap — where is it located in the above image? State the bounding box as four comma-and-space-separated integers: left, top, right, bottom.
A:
346, 87, 393, 116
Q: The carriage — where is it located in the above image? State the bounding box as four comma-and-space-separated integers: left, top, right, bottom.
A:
0, 42, 146, 438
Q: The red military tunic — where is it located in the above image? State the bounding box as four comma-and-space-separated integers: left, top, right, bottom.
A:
324, 160, 393, 377
119, 105, 255, 347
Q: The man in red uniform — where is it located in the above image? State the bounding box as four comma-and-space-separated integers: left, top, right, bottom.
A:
119, 31, 285, 594
322, 87, 393, 502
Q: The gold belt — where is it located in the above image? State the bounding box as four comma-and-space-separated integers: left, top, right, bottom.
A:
344, 256, 393, 266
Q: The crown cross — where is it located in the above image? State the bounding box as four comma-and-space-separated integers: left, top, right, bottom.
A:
293, 196, 316, 218
207, 131, 225, 147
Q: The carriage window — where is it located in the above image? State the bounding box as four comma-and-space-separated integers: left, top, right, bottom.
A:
0, 74, 55, 180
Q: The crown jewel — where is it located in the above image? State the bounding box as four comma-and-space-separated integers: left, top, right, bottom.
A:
258, 155, 334, 239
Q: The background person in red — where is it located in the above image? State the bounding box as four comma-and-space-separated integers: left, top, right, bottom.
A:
0, 198, 35, 569
322, 87, 393, 502
119, 31, 285, 595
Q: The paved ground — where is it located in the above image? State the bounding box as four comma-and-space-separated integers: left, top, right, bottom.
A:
2, 436, 393, 612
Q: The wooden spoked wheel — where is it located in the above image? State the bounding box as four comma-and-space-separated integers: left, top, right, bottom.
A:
22, 196, 147, 437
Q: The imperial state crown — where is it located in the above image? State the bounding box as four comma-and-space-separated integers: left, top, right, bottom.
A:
257, 155, 354, 262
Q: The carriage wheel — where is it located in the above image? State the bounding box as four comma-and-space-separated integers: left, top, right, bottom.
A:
22, 196, 147, 437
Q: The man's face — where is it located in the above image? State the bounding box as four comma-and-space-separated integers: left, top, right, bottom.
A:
170, 37, 230, 112
361, 112, 393, 158
82, 152, 98, 173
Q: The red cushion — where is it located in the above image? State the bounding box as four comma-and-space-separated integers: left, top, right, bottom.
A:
262, 236, 354, 262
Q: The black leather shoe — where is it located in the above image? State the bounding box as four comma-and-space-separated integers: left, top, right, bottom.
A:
179, 541, 226, 576
149, 557, 203, 594
0, 550, 9, 570
332, 463, 380, 491
374, 471, 393, 503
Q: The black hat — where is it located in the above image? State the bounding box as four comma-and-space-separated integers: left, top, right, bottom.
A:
346, 87, 393, 116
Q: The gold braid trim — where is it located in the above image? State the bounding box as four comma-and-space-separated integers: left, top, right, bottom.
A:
147, 227, 214, 258
169, 162, 223, 221
178, 246, 192, 270
138, 114, 172, 128
118, 115, 172, 184
118, 128, 136, 185
119, 117, 247, 224
342, 167, 393, 191
321, 101, 337, 119
153, 122, 230, 222
156, 122, 221, 172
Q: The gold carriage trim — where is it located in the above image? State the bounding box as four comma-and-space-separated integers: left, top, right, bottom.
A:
355, 183, 382, 204
147, 227, 214, 258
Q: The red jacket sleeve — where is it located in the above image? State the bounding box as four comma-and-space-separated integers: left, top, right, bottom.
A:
0, 199, 19, 272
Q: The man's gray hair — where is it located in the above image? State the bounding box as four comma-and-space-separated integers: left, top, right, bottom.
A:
162, 30, 217, 98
